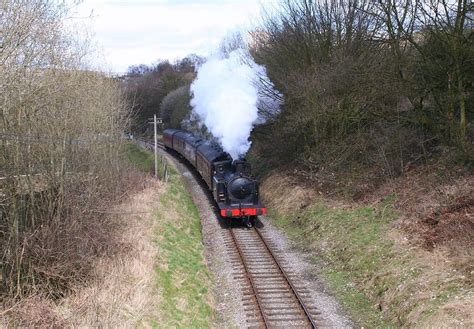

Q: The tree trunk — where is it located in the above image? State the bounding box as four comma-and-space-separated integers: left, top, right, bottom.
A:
457, 65, 466, 141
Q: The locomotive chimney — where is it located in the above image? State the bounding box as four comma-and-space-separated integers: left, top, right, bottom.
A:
233, 159, 251, 175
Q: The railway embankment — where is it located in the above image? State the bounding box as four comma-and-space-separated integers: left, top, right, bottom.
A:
259, 169, 473, 327
120, 144, 215, 327
151, 156, 214, 327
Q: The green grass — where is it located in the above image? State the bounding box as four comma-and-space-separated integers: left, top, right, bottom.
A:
269, 202, 395, 327
123, 143, 154, 173
124, 143, 213, 327
268, 191, 469, 327
123, 143, 170, 178
152, 164, 214, 328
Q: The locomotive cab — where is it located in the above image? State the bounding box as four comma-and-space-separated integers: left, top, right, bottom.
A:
213, 160, 232, 178
212, 160, 232, 203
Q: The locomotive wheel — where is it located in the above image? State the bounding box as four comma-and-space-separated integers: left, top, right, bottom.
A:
222, 216, 231, 227
244, 216, 252, 228
250, 216, 256, 227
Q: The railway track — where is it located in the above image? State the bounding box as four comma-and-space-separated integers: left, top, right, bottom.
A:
223, 224, 322, 328
134, 137, 165, 151
136, 136, 322, 327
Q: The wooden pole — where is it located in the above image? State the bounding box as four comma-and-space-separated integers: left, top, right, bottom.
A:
154, 114, 158, 178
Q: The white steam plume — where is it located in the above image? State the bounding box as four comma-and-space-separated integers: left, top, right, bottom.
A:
190, 49, 273, 159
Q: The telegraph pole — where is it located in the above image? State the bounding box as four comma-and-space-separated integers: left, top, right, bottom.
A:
149, 115, 162, 178
153, 114, 158, 178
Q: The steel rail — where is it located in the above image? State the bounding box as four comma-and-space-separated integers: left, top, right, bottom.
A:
255, 227, 317, 328
134, 138, 165, 151
229, 227, 269, 328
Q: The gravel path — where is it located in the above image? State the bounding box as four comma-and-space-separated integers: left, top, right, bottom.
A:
166, 151, 353, 328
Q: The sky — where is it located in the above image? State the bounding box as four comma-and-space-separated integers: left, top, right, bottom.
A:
73, 0, 273, 73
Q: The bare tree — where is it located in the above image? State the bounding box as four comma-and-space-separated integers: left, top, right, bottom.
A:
249, 0, 473, 186
373, 0, 473, 143
1, 0, 130, 299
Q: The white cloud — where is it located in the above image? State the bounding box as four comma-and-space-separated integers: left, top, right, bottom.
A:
73, 0, 270, 73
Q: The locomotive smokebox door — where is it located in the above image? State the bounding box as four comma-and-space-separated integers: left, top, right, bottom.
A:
229, 177, 254, 200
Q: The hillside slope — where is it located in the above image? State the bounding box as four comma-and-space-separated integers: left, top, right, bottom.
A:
259, 166, 473, 327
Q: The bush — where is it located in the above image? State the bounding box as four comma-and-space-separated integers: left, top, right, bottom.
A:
160, 85, 192, 129
124, 57, 200, 134
248, 0, 473, 188
1, 0, 131, 299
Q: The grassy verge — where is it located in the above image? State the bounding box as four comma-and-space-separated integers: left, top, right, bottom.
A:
123, 142, 169, 178
123, 143, 154, 172
125, 143, 214, 327
267, 196, 468, 327
153, 158, 214, 327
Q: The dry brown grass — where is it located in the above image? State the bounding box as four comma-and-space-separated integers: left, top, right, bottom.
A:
423, 294, 474, 328
385, 229, 473, 326
2, 178, 165, 327
260, 171, 317, 215
363, 165, 473, 222
363, 165, 474, 275
56, 179, 164, 327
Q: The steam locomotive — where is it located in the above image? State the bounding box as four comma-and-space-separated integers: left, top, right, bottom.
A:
163, 129, 266, 226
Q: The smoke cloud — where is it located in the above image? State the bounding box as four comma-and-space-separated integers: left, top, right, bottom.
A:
190, 49, 273, 159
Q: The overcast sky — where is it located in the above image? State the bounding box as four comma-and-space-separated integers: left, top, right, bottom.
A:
74, 0, 273, 73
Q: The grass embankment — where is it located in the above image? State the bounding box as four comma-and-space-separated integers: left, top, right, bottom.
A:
124, 142, 169, 178
153, 168, 214, 327
124, 143, 154, 172
269, 202, 394, 327
262, 174, 472, 327
127, 143, 214, 327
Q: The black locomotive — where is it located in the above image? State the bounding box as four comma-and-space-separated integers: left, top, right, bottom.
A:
163, 129, 266, 226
